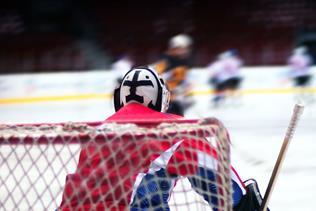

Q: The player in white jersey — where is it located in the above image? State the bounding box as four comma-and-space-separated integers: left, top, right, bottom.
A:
207, 49, 243, 107
287, 46, 314, 103
112, 54, 134, 84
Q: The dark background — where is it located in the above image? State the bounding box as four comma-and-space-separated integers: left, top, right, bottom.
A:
1, 0, 316, 73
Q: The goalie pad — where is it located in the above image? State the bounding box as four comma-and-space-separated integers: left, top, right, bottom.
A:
233, 179, 270, 211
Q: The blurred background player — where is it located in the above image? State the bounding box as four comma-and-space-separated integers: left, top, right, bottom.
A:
153, 33, 194, 116
111, 54, 134, 85
58, 66, 269, 211
286, 46, 314, 104
207, 49, 244, 108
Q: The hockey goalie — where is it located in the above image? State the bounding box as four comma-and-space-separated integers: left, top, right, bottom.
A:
58, 66, 268, 211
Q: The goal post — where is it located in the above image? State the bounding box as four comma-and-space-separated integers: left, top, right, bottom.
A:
0, 118, 233, 211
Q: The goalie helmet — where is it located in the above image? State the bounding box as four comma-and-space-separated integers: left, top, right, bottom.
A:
114, 66, 170, 112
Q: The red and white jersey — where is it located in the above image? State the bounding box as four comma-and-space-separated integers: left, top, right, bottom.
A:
288, 53, 313, 77
58, 103, 245, 211
208, 56, 243, 83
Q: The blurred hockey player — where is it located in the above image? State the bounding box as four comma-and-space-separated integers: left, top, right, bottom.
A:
207, 49, 243, 108
111, 54, 134, 85
153, 33, 194, 116
58, 66, 269, 211
286, 46, 314, 103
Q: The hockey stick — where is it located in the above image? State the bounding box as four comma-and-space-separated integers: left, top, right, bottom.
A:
260, 103, 304, 211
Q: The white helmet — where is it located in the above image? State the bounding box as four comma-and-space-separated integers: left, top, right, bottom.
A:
114, 66, 170, 112
169, 34, 193, 49
218, 49, 237, 60
293, 46, 307, 55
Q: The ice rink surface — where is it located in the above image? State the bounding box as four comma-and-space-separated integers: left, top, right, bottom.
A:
187, 94, 316, 211
0, 68, 315, 211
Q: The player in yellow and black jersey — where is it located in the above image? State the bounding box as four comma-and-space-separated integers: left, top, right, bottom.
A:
153, 34, 194, 116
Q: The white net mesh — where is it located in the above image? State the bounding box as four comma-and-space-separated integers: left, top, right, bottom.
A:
0, 118, 232, 211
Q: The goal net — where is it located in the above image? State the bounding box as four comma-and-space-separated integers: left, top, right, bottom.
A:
0, 118, 233, 211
